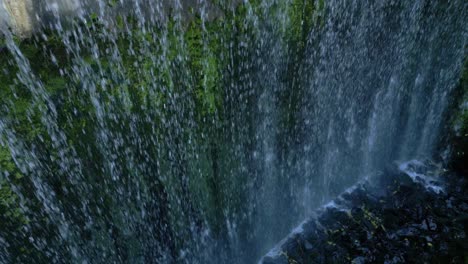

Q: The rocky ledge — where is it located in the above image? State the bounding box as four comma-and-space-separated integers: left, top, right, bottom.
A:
260, 160, 468, 264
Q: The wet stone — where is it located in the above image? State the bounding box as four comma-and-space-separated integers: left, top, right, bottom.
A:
260, 161, 468, 264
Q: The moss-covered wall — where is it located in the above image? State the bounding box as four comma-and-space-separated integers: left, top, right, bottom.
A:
3, 0, 464, 262
0, 1, 326, 262
448, 59, 468, 175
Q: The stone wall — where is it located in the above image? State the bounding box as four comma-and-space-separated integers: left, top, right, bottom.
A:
0, 0, 241, 38
0, 0, 83, 38
1, 0, 33, 38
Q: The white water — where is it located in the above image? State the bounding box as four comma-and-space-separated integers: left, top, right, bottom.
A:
0, 0, 466, 263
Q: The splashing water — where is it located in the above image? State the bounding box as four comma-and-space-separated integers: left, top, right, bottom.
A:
0, 0, 466, 263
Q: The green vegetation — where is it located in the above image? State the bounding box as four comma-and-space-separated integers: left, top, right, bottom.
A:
0, 1, 328, 262
1, 1, 464, 262
449, 59, 468, 175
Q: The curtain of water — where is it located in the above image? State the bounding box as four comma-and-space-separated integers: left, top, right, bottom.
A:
298, 0, 466, 205
0, 0, 466, 263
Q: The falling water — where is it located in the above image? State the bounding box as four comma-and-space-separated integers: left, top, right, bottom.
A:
0, 0, 466, 263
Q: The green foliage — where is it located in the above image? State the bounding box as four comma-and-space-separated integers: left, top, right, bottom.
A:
450, 59, 468, 174
0, 1, 331, 261
0, 182, 26, 227
287, 0, 315, 48
185, 16, 225, 116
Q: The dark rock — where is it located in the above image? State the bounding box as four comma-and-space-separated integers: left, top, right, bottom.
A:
259, 161, 468, 264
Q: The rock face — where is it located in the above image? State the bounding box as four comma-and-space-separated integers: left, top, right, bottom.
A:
448, 63, 468, 177
0, 0, 239, 38
0, 0, 83, 37
260, 161, 468, 263
1, 0, 33, 37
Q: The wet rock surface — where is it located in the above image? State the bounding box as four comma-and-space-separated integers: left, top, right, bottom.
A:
260, 161, 468, 264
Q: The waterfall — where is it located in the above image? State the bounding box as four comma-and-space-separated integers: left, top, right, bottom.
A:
0, 0, 466, 263
299, 0, 466, 201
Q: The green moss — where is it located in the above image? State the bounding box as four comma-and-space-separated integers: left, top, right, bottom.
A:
0, 1, 329, 259
450, 59, 468, 174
